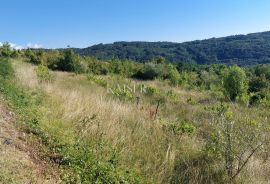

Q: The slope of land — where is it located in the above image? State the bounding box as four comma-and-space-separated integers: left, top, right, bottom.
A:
76, 31, 270, 65
0, 96, 61, 184
1, 57, 270, 183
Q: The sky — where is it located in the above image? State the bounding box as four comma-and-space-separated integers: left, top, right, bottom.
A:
0, 0, 270, 48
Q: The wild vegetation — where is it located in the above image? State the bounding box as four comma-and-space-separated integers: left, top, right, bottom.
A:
0, 43, 270, 183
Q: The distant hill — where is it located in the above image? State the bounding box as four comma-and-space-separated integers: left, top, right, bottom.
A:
75, 31, 270, 66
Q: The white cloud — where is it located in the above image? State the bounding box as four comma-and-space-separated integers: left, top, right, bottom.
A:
0, 42, 43, 50
9, 43, 24, 50
26, 43, 43, 49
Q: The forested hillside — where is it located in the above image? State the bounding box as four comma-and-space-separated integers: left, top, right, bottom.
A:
76, 31, 270, 65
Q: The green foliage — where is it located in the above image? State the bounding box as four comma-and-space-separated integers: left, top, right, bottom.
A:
87, 59, 109, 75
59, 141, 142, 184
178, 71, 198, 89
111, 87, 134, 101
145, 85, 159, 96
249, 90, 270, 107
56, 49, 78, 72
134, 62, 164, 80
166, 64, 180, 86
163, 119, 196, 135
248, 75, 269, 93
87, 74, 107, 87
223, 65, 248, 101
0, 58, 42, 130
198, 69, 221, 90
0, 42, 13, 57
35, 65, 53, 82
156, 56, 166, 64
0, 58, 14, 80
254, 64, 270, 80
109, 59, 142, 77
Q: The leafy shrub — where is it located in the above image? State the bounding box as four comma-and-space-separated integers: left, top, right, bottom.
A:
87, 74, 107, 87
133, 62, 164, 80
163, 120, 196, 135
248, 75, 269, 92
35, 65, 53, 82
249, 90, 270, 107
87, 60, 109, 75
254, 64, 270, 80
109, 59, 142, 77
166, 64, 181, 86
59, 142, 142, 184
112, 88, 133, 101
55, 49, 84, 73
145, 85, 159, 96
223, 65, 248, 101
0, 42, 13, 57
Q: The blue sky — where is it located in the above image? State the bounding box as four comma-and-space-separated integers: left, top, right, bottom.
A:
0, 0, 269, 48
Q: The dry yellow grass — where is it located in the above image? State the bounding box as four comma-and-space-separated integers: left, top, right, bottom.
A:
12, 60, 191, 182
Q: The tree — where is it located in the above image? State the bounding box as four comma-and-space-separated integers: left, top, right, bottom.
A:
156, 56, 166, 64
223, 65, 248, 101
57, 49, 82, 72
133, 62, 164, 80
166, 64, 180, 86
0, 42, 12, 57
248, 75, 269, 93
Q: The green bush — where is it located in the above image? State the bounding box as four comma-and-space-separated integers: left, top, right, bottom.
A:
166, 64, 180, 86
0, 58, 14, 80
145, 85, 159, 96
134, 62, 164, 80
87, 59, 109, 75
163, 120, 196, 135
55, 49, 84, 73
0, 42, 13, 57
35, 65, 53, 82
223, 65, 248, 101
112, 88, 134, 101
87, 74, 107, 87
248, 75, 269, 93
249, 90, 270, 107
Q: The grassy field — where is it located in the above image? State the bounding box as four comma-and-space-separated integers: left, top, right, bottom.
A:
1, 58, 270, 183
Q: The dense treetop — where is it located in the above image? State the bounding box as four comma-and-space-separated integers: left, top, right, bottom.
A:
75, 31, 270, 66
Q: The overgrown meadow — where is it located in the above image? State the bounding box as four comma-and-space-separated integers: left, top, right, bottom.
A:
0, 43, 270, 183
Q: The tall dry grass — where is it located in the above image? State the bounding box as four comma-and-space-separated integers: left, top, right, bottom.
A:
12, 60, 202, 182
